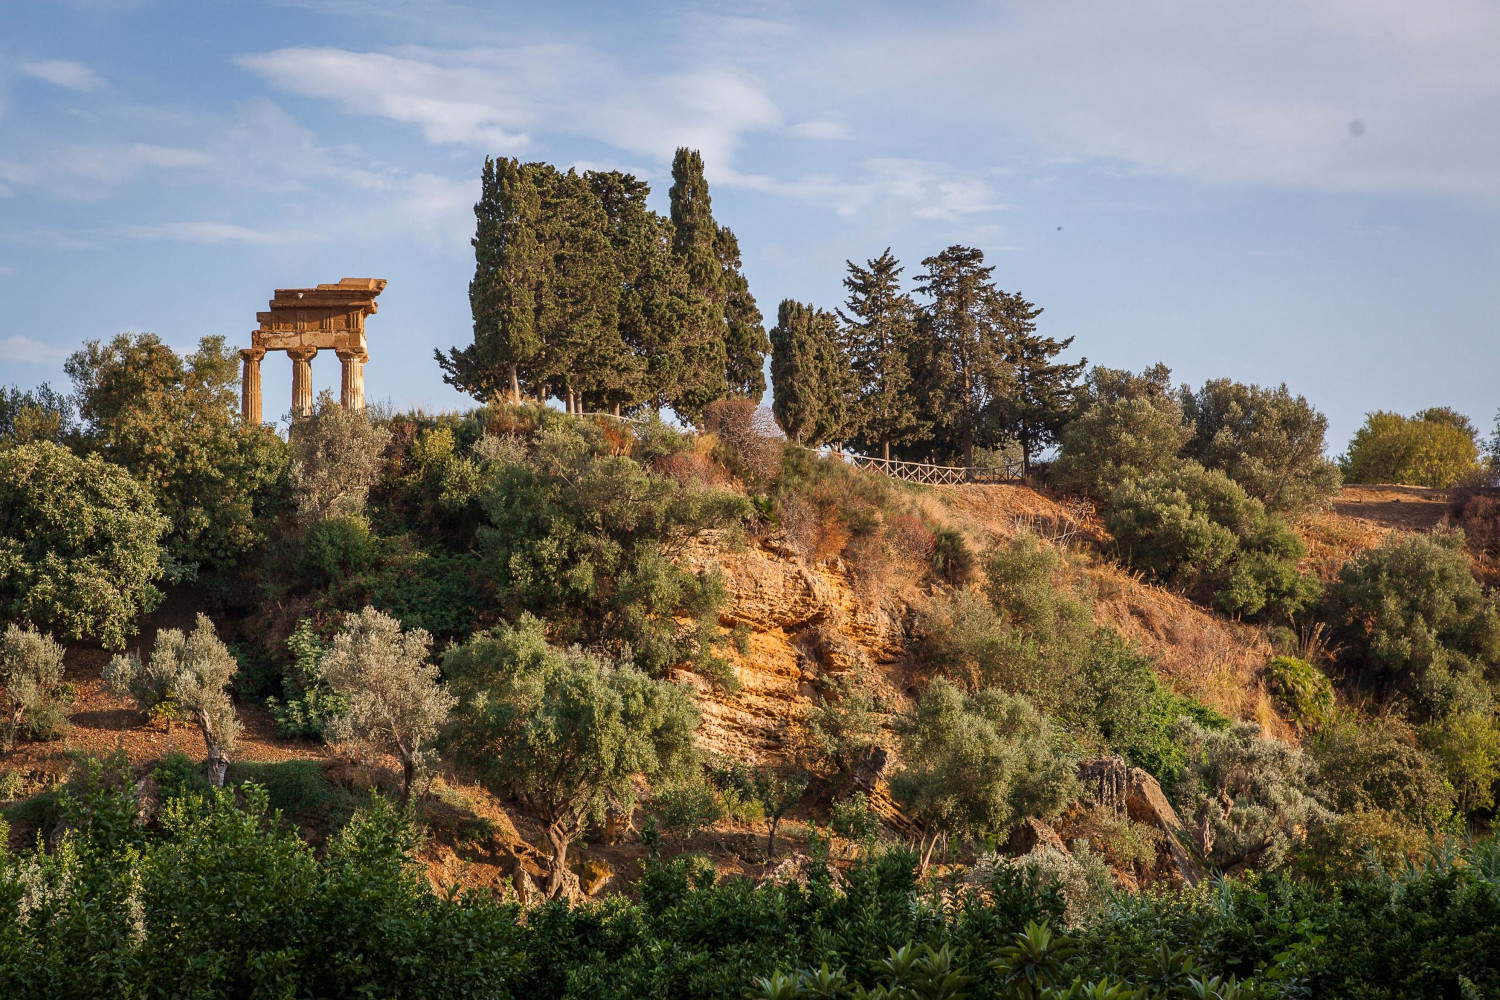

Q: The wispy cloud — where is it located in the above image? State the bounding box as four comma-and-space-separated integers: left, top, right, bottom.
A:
0, 335, 69, 365
21, 59, 105, 92
119, 222, 307, 245
788, 119, 852, 141
728, 158, 1010, 219
238, 44, 781, 171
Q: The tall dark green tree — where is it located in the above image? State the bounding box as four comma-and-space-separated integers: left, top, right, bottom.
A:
668, 148, 729, 422
533, 168, 624, 413
438, 156, 546, 403
838, 249, 923, 461
716, 226, 769, 402
769, 300, 851, 446
913, 245, 1014, 467
991, 292, 1084, 475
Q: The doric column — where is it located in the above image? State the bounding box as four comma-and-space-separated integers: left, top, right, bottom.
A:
240, 347, 266, 425
336, 348, 367, 411
288, 347, 317, 418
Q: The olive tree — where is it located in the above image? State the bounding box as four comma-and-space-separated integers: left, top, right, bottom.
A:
105, 614, 240, 785
0, 441, 167, 648
1181, 379, 1341, 513
444, 614, 699, 897
318, 607, 454, 806
890, 679, 1079, 870
1053, 364, 1191, 498
0, 625, 69, 745
289, 391, 391, 526
1173, 720, 1333, 872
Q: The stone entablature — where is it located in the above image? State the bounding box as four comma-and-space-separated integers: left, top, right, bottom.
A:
240, 278, 386, 423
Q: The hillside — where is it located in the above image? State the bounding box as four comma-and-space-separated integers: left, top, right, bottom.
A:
5, 477, 1443, 894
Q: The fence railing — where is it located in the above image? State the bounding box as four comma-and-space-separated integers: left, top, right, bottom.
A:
573, 410, 1013, 486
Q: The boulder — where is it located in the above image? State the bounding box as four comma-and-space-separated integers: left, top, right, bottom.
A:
1078, 756, 1204, 885
1006, 817, 1067, 856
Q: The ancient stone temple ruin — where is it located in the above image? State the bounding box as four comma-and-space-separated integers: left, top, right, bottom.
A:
240, 278, 387, 423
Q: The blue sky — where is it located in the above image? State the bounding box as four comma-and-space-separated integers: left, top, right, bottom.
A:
2, 0, 1497, 449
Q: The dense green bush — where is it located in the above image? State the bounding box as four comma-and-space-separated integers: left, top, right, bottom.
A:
266, 619, 347, 741
1053, 364, 1192, 498
64, 333, 290, 579
1181, 378, 1341, 514
1324, 530, 1500, 721
1341, 409, 1482, 487
1263, 655, 1334, 729
1307, 711, 1456, 831
0, 441, 167, 648
444, 614, 701, 897
891, 679, 1079, 868
3, 772, 1500, 999
479, 416, 748, 679
1107, 462, 1319, 621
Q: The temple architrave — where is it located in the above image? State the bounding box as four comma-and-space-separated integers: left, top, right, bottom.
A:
240, 277, 387, 423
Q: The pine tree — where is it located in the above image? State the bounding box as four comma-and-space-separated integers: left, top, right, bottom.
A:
437, 157, 545, 403
912, 245, 1014, 467
838, 249, 923, 461
717, 226, 769, 401
991, 292, 1085, 474
668, 148, 729, 422
769, 299, 850, 446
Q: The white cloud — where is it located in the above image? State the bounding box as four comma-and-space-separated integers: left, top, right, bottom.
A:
727, 158, 1009, 219
788, 119, 852, 141
21, 59, 105, 92
0, 335, 69, 364
821, 0, 1500, 198
239, 44, 781, 170
119, 222, 305, 245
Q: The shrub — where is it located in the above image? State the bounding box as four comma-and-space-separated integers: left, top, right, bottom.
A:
0, 625, 69, 745
1053, 363, 1192, 498
1181, 378, 1341, 513
479, 417, 748, 680
300, 514, 380, 587
104, 613, 241, 786
265, 619, 347, 741
0, 382, 75, 445
1421, 709, 1500, 815
444, 614, 700, 897
1324, 530, 1500, 720
1173, 719, 1333, 872
978, 844, 1115, 927
795, 675, 884, 785
1264, 655, 1334, 729
1341, 409, 1482, 487
651, 780, 723, 842
829, 791, 882, 848
289, 390, 392, 526
318, 607, 455, 805
363, 547, 484, 642
0, 440, 167, 648
1107, 462, 1319, 621
929, 528, 975, 585
891, 679, 1079, 869
1308, 711, 1456, 831
699, 397, 783, 493
65, 333, 290, 578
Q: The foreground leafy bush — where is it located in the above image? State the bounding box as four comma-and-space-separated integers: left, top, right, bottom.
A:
0, 440, 167, 648
3, 777, 1500, 999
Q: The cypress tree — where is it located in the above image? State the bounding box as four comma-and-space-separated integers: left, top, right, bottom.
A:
991, 292, 1085, 474
668, 148, 728, 422
717, 226, 769, 401
838, 249, 923, 461
584, 169, 658, 413
912, 245, 1014, 467
533, 168, 623, 413
769, 299, 850, 446
437, 156, 545, 403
